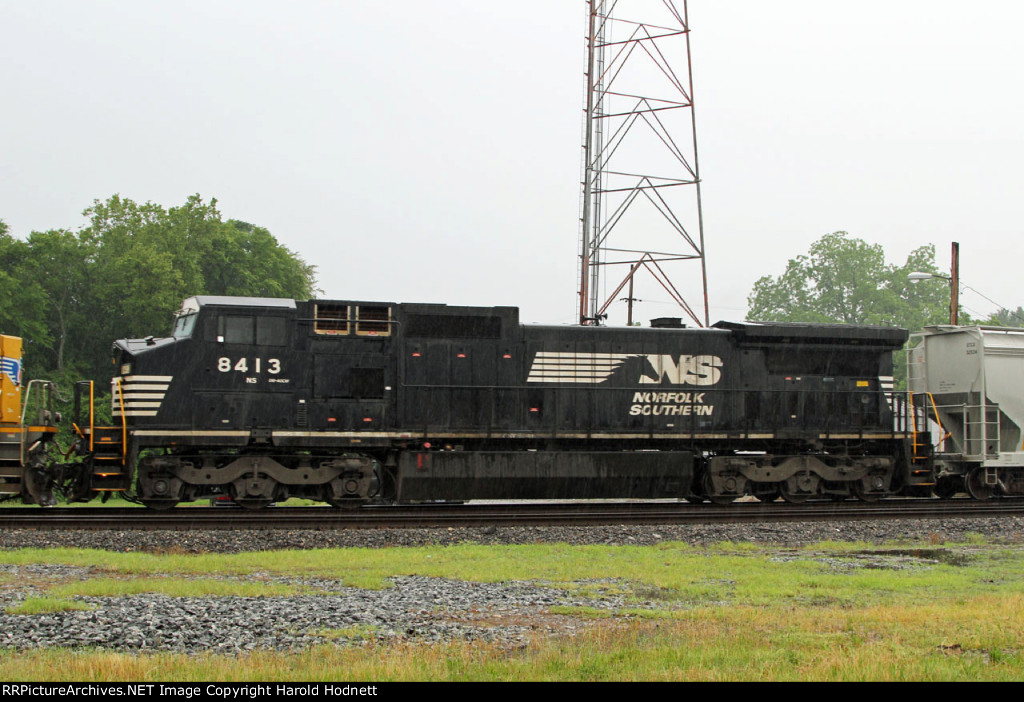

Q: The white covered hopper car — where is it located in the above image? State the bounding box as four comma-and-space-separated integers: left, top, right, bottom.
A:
908, 325, 1024, 498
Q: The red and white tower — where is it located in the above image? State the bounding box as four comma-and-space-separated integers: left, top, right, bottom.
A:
578, 0, 709, 326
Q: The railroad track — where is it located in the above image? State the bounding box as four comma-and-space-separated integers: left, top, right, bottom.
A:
0, 499, 1022, 530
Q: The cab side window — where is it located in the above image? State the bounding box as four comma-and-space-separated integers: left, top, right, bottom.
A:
222, 316, 254, 344
257, 317, 287, 346
219, 315, 288, 346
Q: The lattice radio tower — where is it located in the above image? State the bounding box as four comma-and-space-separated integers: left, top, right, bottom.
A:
577, 0, 709, 326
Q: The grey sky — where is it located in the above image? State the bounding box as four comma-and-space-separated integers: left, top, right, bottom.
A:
2, 1, 1021, 327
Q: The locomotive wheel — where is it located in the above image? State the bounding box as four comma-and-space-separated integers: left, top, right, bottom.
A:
229, 475, 277, 510
966, 468, 996, 500
853, 473, 889, 502
851, 482, 882, 503
702, 473, 736, 505
232, 498, 275, 510
140, 498, 179, 510
327, 498, 366, 510
780, 472, 819, 504
779, 487, 810, 504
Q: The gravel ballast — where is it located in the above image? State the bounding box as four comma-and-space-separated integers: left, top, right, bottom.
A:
0, 572, 615, 654
3, 516, 1024, 553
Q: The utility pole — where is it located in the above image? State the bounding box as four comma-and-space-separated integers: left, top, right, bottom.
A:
950, 241, 959, 325
908, 241, 961, 325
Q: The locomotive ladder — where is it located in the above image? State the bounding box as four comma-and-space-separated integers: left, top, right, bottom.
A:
907, 392, 946, 482
905, 350, 937, 478
909, 392, 944, 457
73, 380, 130, 495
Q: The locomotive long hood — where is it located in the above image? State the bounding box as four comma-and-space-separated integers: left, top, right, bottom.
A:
714, 321, 908, 347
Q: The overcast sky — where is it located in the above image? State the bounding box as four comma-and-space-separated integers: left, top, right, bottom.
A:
2, 1, 1021, 327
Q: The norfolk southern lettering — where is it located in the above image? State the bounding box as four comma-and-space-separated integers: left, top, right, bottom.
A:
630, 391, 713, 416
633, 354, 721, 416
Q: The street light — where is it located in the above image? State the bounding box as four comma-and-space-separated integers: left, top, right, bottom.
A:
907, 242, 959, 325
907, 272, 949, 282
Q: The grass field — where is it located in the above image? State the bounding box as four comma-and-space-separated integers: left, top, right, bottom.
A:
1, 537, 1023, 681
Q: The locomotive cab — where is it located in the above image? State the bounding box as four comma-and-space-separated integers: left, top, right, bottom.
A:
112, 296, 397, 508
112, 296, 299, 433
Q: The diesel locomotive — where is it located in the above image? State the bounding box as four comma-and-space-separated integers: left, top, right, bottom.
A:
42, 294, 928, 508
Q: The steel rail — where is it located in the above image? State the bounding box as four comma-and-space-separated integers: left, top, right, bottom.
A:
0, 499, 1021, 531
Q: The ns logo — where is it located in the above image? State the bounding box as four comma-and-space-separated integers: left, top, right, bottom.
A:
638, 355, 723, 386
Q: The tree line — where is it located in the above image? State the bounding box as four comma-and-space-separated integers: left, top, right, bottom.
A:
746, 230, 1019, 330
746, 231, 951, 329
1, 194, 316, 389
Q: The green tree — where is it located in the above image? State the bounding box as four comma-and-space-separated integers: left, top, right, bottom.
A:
3, 194, 318, 386
202, 220, 317, 298
982, 307, 1024, 327
747, 231, 953, 330
18, 228, 96, 376
0, 221, 54, 370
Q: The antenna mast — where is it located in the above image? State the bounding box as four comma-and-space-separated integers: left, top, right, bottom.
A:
578, 0, 709, 326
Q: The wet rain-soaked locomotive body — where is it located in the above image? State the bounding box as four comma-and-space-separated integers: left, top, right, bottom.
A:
91, 296, 918, 508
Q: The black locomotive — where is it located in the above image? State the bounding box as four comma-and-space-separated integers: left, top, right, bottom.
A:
58, 295, 924, 508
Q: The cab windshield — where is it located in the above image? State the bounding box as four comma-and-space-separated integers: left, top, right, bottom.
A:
171, 311, 198, 338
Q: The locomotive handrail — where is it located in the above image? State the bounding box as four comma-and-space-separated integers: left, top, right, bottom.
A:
114, 377, 127, 465
923, 392, 950, 445
88, 380, 94, 453
17, 379, 53, 465
908, 392, 948, 456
